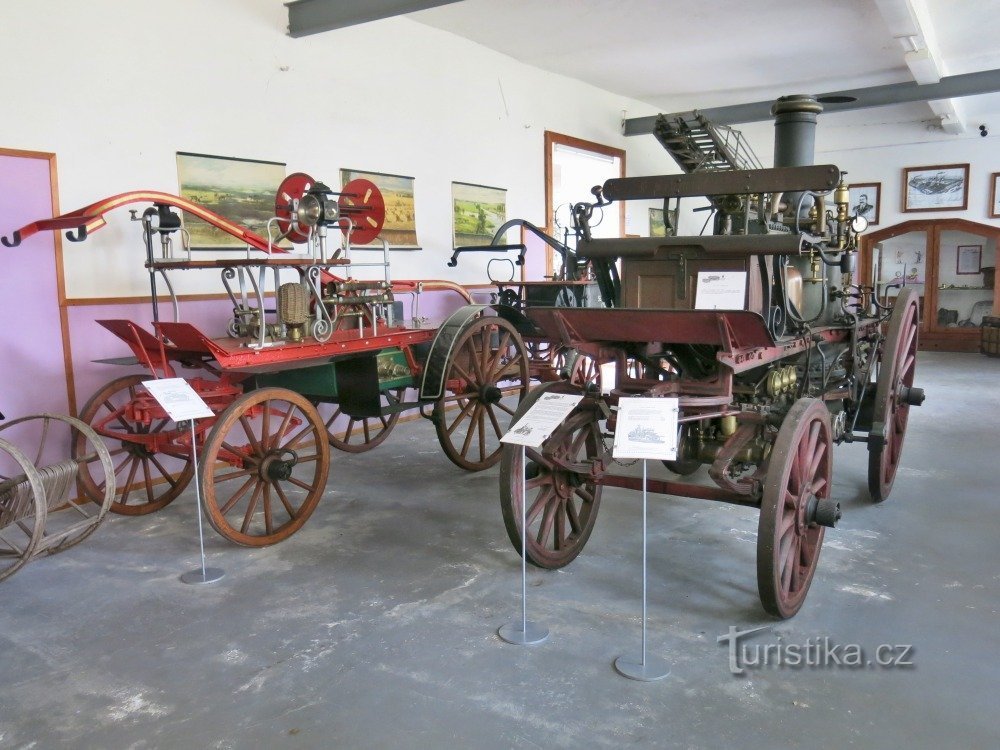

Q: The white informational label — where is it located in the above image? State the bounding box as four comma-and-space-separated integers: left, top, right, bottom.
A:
694, 271, 747, 310
143, 378, 215, 422
599, 362, 617, 395
501, 392, 584, 448
613, 397, 679, 460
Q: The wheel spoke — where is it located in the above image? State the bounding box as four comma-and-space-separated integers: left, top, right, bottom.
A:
565, 496, 582, 534
148, 454, 179, 486
494, 401, 517, 417
239, 415, 262, 454
536, 500, 557, 546
806, 440, 827, 483
458, 403, 481, 458
263, 484, 273, 535
286, 475, 316, 493
141, 457, 155, 505
240, 481, 265, 533
484, 403, 504, 440
218, 476, 256, 515
477, 408, 487, 463
273, 405, 296, 449
465, 339, 486, 384
446, 397, 478, 437
274, 483, 297, 518
119, 457, 141, 506
526, 486, 554, 524
220, 440, 255, 463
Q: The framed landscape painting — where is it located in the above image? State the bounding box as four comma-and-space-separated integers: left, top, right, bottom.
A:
176, 152, 286, 248
902, 163, 969, 212
649, 208, 667, 237
340, 169, 419, 247
452, 182, 506, 247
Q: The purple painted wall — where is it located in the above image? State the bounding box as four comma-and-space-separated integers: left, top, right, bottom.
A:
0, 155, 69, 420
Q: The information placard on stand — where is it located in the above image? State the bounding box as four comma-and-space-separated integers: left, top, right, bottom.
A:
497, 391, 583, 646
612, 396, 678, 682
143, 378, 224, 585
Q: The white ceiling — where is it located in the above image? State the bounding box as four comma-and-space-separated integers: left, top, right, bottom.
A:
408, 0, 1000, 126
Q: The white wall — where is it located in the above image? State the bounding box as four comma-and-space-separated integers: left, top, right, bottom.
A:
0, 0, 668, 297
735, 111, 1000, 232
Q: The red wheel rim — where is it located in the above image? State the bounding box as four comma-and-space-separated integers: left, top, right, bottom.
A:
758, 398, 832, 618
868, 287, 919, 502
499, 383, 603, 569
274, 172, 315, 244
338, 178, 385, 245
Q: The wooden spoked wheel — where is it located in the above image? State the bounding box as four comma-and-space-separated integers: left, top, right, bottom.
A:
868, 287, 920, 503
757, 398, 833, 619
555, 349, 599, 390
200, 388, 330, 546
434, 316, 529, 471
525, 339, 561, 382
0, 438, 46, 582
0, 415, 115, 558
319, 388, 405, 453
74, 375, 194, 515
499, 384, 603, 569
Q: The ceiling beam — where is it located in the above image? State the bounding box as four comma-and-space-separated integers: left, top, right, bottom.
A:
874, 0, 965, 133
622, 68, 1000, 135
286, 0, 464, 38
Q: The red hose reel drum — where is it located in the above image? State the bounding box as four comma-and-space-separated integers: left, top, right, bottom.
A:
338, 178, 385, 245
274, 172, 316, 244
274, 173, 386, 246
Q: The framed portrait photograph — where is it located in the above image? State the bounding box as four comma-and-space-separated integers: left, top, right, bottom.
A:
956, 244, 982, 275
902, 163, 969, 212
848, 182, 880, 225
989, 172, 1000, 218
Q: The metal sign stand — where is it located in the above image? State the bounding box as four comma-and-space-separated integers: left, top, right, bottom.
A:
498, 445, 548, 646
614, 460, 669, 681
179, 419, 224, 585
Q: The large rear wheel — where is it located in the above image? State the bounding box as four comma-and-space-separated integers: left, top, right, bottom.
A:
867, 287, 922, 502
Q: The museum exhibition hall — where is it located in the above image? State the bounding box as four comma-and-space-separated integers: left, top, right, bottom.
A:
0, 1, 997, 747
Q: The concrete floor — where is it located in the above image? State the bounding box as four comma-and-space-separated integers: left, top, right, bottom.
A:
0, 352, 997, 749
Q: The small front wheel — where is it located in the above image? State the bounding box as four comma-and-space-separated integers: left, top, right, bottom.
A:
499, 384, 603, 569
201, 388, 330, 546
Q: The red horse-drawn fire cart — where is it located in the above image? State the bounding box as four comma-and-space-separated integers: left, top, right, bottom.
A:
486, 161, 924, 618
3, 175, 531, 546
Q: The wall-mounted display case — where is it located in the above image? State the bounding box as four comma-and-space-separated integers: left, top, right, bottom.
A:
861, 219, 999, 352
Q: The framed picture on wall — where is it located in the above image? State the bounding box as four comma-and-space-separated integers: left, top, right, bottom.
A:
902, 163, 969, 212
848, 182, 881, 225
452, 182, 506, 247
340, 168, 420, 248
649, 208, 667, 237
956, 244, 982, 275
176, 152, 287, 248
989, 172, 1000, 218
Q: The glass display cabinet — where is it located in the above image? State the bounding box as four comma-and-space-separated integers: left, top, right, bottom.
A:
861, 219, 999, 351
